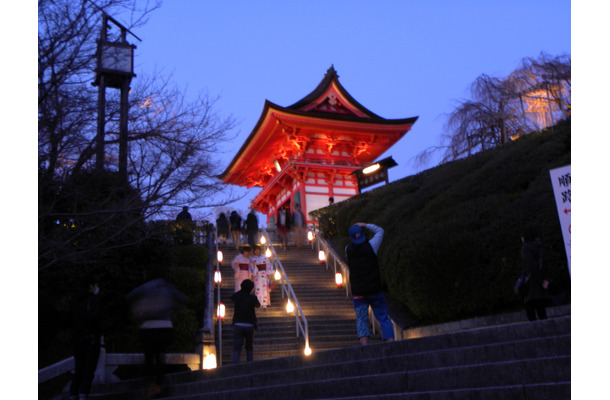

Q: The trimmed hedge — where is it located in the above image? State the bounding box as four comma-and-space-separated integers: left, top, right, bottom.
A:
311, 119, 571, 325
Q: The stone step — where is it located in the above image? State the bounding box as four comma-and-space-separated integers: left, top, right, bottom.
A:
91, 315, 570, 399
162, 356, 570, 399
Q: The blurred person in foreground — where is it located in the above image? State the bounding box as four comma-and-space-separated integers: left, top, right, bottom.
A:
126, 266, 188, 398
345, 223, 395, 345
69, 274, 102, 400
231, 279, 261, 363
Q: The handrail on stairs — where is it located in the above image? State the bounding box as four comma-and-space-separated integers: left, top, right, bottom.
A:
260, 228, 311, 356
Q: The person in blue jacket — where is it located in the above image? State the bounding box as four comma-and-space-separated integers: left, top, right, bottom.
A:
345, 223, 395, 345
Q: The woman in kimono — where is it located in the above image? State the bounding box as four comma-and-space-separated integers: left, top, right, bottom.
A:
231, 246, 254, 293
251, 245, 273, 308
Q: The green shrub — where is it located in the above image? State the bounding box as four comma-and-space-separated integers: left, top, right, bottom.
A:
315, 119, 571, 325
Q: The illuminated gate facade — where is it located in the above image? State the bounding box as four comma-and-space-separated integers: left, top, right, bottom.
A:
219, 66, 418, 226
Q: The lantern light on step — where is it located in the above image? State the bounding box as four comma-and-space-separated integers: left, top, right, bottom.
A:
202, 350, 217, 370
304, 345, 312, 356
217, 250, 223, 265
286, 299, 294, 313
335, 272, 343, 288
265, 247, 272, 258
260, 236, 267, 245
217, 303, 225, 321
318, 250, 326, 263
307, 231, 314, 242
213, 270, 222, 286
274, 270, 281, 281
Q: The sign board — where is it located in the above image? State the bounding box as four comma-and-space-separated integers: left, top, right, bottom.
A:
356, 168, 388, 191
549, 165, 571, 276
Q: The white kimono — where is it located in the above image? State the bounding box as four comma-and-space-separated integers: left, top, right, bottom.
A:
251, 254, 273, 307
231, 254, 254, 293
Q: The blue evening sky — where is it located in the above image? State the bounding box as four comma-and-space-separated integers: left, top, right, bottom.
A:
129, 1, 571, 218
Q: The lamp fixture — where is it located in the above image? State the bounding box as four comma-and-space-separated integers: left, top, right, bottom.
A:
362, 163, 380, 174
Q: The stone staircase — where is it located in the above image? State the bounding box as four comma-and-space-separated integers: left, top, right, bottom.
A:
85, 238, 570, 399
90, 313, 570, 399
217, 242, 360, 364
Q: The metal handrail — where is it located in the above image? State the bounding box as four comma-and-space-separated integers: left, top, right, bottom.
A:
260, 228, 310, 354
313, 232, 351, 298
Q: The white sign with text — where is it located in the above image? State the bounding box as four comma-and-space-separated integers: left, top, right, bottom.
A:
549, 165, 571, 276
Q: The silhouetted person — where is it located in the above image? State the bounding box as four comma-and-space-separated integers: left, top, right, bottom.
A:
291, 205, 305, 248
175, 207, 194, 245
126, 267, 188, 398
176, 206, 192, 223
69, 274, 101, 400
229, 211, 243, 250
277, 207, 291, 250
516, 226, 551, 321
231, 279, 260, 363
328, 197, 335, 205
245, 209, 259, 247
216, 212, 229, 244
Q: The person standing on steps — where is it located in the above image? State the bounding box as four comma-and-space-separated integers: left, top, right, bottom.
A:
231, 245, 254, 293
231, 279, 261, 363
291, 204, 305, 249
216, 212, 229, 244
245, 209, 259, 247
277, 207, 291, 250
516, 226, 552, 321
345, 222, 395, 345
251, 245, 273, 308
229, 210, 243, 250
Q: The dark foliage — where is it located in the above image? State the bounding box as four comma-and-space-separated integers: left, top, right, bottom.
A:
312, 119, 571, 325
39, 214, 208, 369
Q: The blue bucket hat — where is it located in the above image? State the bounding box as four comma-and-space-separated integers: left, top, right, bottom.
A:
348, 225, 366, 245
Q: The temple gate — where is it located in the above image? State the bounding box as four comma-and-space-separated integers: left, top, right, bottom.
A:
219, 66, 418, 227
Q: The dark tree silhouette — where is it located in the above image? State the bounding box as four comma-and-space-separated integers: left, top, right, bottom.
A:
38, 0, 239, 270
417, 52, 570, 165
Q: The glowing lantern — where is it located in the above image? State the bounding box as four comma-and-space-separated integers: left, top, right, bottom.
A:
217, 303, 225, 320
265, 248, 272, 258
202, 353, 217, 370
335, 272, 343, 287
363, 163, 381, 174
274, 270, 281, 281
217, 250, 223, 264
318, 250, 326, 263
213, 270, 222, 285
304, 345, 312, 356
307, 231, 314, 242
286, 299, 294, 313
260, 236, 267, 245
